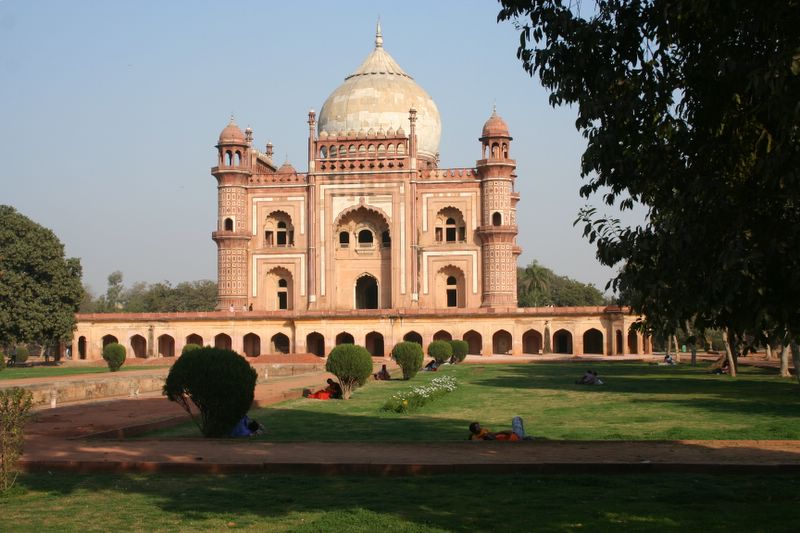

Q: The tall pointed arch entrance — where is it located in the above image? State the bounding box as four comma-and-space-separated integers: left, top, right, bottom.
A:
355, 274, 379, 309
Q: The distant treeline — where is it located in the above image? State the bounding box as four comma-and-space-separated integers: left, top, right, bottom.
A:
517, 260, 609, 307
81, 271, 217, 313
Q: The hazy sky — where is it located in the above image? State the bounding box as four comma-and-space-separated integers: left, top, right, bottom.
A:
0, 0, 634, 295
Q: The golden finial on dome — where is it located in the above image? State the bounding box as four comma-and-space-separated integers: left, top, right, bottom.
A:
375, 18, 383, 48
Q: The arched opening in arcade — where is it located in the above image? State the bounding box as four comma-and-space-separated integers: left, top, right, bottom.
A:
583, 328, 604, 355
492, 330, 512, 355
336, 332, 355, 345
78, 336, 87, 359
355, 274, 379, 309
403, 331, 422, 345
157, 334, 175, 358
130, 334, 147, 358
365, 331, 384, 356
271, 333, 290, 354
433, 330, 452, 342
102, 335, 118, 347
553, 329, 573, 354
463, 330, 482, 355
306, 332, 325, 357
628, 330, 639, 354
186, 333, 203, 347
522, 329, 543, 355
616, 330, 623, 354
215, 333, 232, 351
243, 333, 261, 357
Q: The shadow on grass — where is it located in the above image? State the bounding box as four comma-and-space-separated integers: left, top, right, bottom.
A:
8, 471, 800, 531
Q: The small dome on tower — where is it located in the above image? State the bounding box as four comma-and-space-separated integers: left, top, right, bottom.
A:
481, 108, 510, 138
276, 161, 297, 175
219, 118, 245, 143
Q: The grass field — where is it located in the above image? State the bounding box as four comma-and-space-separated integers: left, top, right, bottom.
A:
0, 364, 168, 380
149, 362, 800, 441
2, 472, 798, 532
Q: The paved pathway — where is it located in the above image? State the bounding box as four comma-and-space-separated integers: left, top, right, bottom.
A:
16, 356, 800, 475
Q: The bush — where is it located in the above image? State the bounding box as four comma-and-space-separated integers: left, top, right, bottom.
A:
181, 343, 202, 355
0, 353, 5, 372
392, 341, 424, 380
325, 344, 373, 400
449, 340, 469, 363
0, 387, 33, 492
14, 346, 29, 364
427, 340, 453, 365
163, 347, 257, 437
102, 343, 126, 372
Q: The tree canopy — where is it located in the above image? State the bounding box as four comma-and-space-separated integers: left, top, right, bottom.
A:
82, 272, 217, 313
0, 205, 83, 346
518, 260, 607, 307
499, 1, 800, 345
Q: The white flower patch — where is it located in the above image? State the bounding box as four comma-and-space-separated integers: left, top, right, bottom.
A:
382, 375, 459, 413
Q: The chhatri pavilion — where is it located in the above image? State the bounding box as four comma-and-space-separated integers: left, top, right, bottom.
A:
73, 24, 648, 360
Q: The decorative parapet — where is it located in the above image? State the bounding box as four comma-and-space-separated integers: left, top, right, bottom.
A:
418, 168, 479, 181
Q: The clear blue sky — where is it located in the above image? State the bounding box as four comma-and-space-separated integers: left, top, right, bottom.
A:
0, 0, 630, 296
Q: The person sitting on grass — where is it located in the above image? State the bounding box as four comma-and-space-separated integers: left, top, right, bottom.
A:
230, 415, 265, 437
373, 364, 391, 381
468, 418, 533, 441
307, 378, 343, 399
424, 359, 439, 372
576, 370, 603, 385
661, 353, 676, 365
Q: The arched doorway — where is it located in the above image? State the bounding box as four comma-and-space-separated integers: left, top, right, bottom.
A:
463, 330, 482, 355
157, 334, 175, 358
553, 329, 573, 354
355, 274, 378, 309
271, 333, 290, 354
215, 333, 232, 351
403, 331, 422, 345
583, 329, 604, 354
306, 332, 325, 357
102, 334, 118, 347
492, 330, 512, 355
243, 333, 261, 357
433, 330, 452, 342
130, 334, 147, 358
78, 336, 87, 359
336, 332, 354, 345
616, 330, 623, 354
522, 329, 543, 355
365, 331, 384, 356
628, 330, 639, 354
186, 333, 203, 347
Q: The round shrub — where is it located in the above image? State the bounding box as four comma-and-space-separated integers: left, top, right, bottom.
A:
391, 341, 424, 380
181, 343, 202, 355
14, 346, 29, 364
449, 340, 469, 363
102, 343, 126, 372
163, 347, 257, 437
427, 340, 453, 365
325, 344, 373, 400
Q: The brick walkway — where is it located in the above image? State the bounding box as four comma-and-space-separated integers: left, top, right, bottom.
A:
14, 359, 800, 475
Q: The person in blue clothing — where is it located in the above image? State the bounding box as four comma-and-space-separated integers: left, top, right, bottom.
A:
230, 416, 265, 437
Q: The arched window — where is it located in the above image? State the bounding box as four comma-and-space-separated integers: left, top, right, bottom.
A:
358, 144, 366, 155
387, 144, 396, 156
339, 145, 347, 157
234, 151, 241, 166
397, 143, 406, 155
265, 212, 294, 247
358, 229, 373, 247
435, 208, 466, 243
349, 144, 356, 155
368, 144, 376, 156
277, 221, 287, 246
225, 150, 233, 166
339, 231, 350, 247
319, 146, 327, 159
502, 143, 509, 158
492, 212, 502, 226
381, 230, 391, 247
224, 218, 234, 231
446, 275, 457, 307
329, 145, 337, 158
445, 217, 457, 242
377, 144, 386, 156
491, 142, 500, 159
277, 278, 288, 310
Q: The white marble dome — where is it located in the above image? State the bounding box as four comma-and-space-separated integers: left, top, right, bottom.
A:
318, 24, 441, 162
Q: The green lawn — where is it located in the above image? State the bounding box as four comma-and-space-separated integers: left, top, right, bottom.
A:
2, 472, 798, 532
0, 365, 168, 380
149, 362, 800, 441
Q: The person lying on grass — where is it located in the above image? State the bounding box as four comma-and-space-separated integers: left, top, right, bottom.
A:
469, 418, 533, 441
575, 370, 603, 385
306, 378, 343, 399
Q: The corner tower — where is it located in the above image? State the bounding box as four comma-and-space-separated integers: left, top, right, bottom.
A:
212, 118, 252, 310
477, 109, 520, 307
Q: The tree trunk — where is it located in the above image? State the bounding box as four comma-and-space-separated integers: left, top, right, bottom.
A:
765, 343, 772, 360
722, 329, 737, 377
780, 344, 791, 378
672, 335, 681, 363
685, 320, 697, 366
791, 343, 800, 385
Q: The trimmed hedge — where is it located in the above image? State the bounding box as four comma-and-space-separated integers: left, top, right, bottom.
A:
181, 343, 202, 355
163, 347, 257, 437
325, 344, 373, 400
102, 343, 126, 372
392, 341, 424, 380
427, 340, 453, 364
449, 340, 469, 363
14, 346, 29, 364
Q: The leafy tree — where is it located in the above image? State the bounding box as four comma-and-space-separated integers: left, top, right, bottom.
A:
517, 260, 606, 307
84, 275, 217, 313
499, 1, 800, 376
0, 205, 83, 348
325, 344, 373, 399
